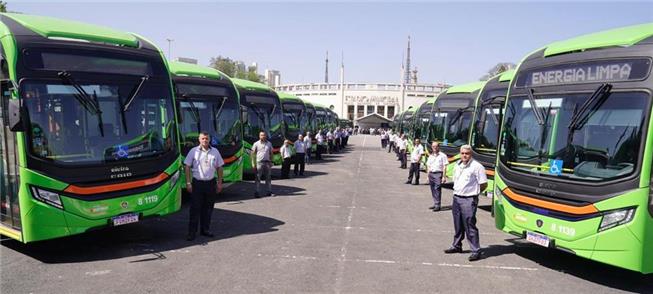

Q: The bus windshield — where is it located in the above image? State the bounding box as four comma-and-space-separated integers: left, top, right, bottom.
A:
500, 91, 648, 181
23, 79, 175, 165
430, 97, 474, 147
472, 90, 506, 156
282, 102, 305, 139
176, 83, 240, 156
416, 105, 432, 142
243, 95, 283, 144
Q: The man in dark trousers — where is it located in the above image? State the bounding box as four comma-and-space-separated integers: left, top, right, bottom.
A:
444, 144, 487, 261
184, 132, 224, 241
280, 139, 293, 179
405, 138, 424, 185
426, 142, 448, 211
294, 134, 306, 176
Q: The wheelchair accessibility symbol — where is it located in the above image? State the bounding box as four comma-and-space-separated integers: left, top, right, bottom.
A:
549, 159, 563, 175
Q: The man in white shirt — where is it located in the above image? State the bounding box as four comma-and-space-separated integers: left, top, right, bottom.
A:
315, 131, 324, 160
334, 128, 341, 152
280, 139, 293, 179
326, 130, 334, 154
398, 134, 408, 169
184, 132, 224, 241
426, 142, 448, 211
406, 138, 424, 185
304, 132, 312, 164
294, 135, 306, 176
444, 144, 487, 262
387, 131, 395, 153
251, 131, 274, 198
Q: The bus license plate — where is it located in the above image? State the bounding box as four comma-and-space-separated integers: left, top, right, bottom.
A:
526, 231, 550, 247
111, 213, 139, 226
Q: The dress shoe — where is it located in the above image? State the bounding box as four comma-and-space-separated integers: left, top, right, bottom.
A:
432, 207, 441, 212
468, 252, 482, 261
254, 192, 261, 198
405, 181, 411, 184
200, 231, 214, 238
267, 192, 274, 197
444, 247, 462, 254
428, 206, 436, 210
412, 183, 419, 185
186, 233, 196, 241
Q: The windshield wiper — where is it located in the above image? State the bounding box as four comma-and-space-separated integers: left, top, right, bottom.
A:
183, 97, 202, 132
212, 97, 227, 131
568, 83, 613, 130
57, 71, 104, 136
123, 75, 149, 112
527, 88, 545, 126
448, 106, 473, 127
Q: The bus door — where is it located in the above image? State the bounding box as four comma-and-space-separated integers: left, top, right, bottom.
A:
0, 80, 21, 234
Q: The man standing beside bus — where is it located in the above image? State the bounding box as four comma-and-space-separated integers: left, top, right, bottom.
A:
184, 132, 224, 241
406, 138, 424, 185
426, 142, 448, 211
252, 131, 274, 198
315, 130, 324, 160
304, 132, 312, 164
280, 139, 293, 179
294, 134, 306, 176
398, 134, 408, 169
444, 144, 487, 261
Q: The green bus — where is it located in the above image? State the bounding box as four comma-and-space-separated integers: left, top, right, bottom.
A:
0, 13, 181, 242
494, 23, 653, 273
469, 69, 515, 197
169, 61, 243, 187
278, 92, 306, 141
391, 111, 404, 134
233, 78, 283, 167
399, 108, 415, 137
314, 105, 328, 131
302, 100, 318, 153
429, 81, 486, 177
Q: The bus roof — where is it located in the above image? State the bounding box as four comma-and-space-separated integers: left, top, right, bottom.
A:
277, 92, 304, 104
445, 81, 486, 94
543, 23, 653, 57
168, 61, 228, 80
231, 78, 274, 93
498, 69, 516, 82
302, 100, 315, 108
1, 13, 140, 47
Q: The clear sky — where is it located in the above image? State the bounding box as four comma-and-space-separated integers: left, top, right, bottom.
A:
9, 1, 653, 85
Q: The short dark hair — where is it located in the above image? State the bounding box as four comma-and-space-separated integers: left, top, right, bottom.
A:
199, 131, 210, 137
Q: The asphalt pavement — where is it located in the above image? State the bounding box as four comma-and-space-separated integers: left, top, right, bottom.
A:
1, 135, 652, 293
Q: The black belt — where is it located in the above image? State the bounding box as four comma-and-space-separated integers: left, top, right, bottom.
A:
454, 194, 478, 198
429, 171, 443, 174
193, 178, 216, 183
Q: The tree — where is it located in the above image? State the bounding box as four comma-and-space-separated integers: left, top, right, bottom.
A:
0, 1, 7, 13
209, 56, 236, 78
246, 65, 261, 83
479, 62, 516, 81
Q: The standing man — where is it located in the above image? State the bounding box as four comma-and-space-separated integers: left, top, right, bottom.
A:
280, 139, 293, 179
380, 130, 387, 149
326, 129, 334, 154
406, 138, 424, 185
444, 145, 487, 261
387, 130, 395, 153
426, 142, 448, 211
184, 132, 224, 241
252, 131, 274, 198
294, 134, 306, 176
304, 132, 312, 164
315, 130, 324, 160
398, 134, 408, 169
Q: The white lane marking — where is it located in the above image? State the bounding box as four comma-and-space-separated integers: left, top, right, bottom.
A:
85, 270, 111, 276
253, 252, 538, 272
334, 135, 367, 294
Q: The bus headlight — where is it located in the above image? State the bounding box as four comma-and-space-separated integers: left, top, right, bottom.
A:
598, 208, 635, 232
494, 186, 503, 205
31, 187, 64, 209
169, 171, 180, 192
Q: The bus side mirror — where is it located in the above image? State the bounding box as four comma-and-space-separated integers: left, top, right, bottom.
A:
240, 105, 248, 123
1, 79, 24, 132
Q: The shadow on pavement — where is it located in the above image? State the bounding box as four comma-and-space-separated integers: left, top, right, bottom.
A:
221, 181, 307, 200
481, 239, 653, 292
1, 207, 284, 264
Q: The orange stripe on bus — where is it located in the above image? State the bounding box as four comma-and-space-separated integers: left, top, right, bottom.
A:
485, 169, 495, 176
64, 172, 169, 195
223, 156, 238, 164
448, 157, 457, 163
502, 187, 598, 215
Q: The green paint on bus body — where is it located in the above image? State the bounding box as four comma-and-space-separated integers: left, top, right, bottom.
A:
0, 13, 182, 242
494, 23, 653, 273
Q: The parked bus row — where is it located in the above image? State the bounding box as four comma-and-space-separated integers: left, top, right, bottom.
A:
390, 23, 653, 274
0, 13, 338, 243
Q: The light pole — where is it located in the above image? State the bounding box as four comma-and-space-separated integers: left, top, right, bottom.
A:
166, 38, 174, 60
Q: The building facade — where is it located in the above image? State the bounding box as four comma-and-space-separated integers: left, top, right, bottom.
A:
275, 82, 448, 123
264, 69, 281, 88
